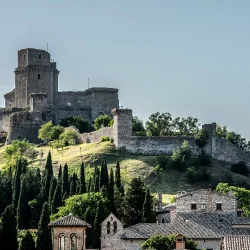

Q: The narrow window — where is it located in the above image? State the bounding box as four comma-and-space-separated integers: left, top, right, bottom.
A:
107, 221, 110, 234
201, 203, 206, 210
23, 54, 26, 60
113, 221, 117, 233
58, 234, 66, 250
38, 74, 41, 80
70, 233, 77, 250
216, 203, 222, 210
39, 54, 42, 59
162, 218, 165, 223
191, 203, 196, 210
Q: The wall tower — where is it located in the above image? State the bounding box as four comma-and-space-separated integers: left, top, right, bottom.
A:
14, 48, 59, 108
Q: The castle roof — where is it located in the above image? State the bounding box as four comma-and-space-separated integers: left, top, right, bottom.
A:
119, 213, 250, 240
48, 214, 91, 228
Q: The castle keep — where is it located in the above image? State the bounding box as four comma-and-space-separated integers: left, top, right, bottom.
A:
1, 48, 119, 143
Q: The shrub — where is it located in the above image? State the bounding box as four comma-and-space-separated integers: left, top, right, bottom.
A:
152, 165, 162, 175
198, 151, 211, 166
110, 138, 114, 143
195, 128, 208, 149
101, 136, 110, 142
185, 166, 210, 184
94, 115, 112, 130
231, 161, 249, 176
156, 155, 169, 169
60, 116, 92, 133
171, 140, 191, 168
59, 128, 78, 145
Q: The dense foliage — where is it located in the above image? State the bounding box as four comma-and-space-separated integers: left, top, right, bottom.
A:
94, 115, 113, 130
60, 116, 92, 133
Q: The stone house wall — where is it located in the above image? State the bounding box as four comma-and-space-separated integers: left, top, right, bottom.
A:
195, 238, 221, 250
176, 190, 236, 214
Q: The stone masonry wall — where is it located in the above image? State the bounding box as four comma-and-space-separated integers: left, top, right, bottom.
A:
80, 127, 113, 144
195, 238, 221, 250
176, 190, 237, 214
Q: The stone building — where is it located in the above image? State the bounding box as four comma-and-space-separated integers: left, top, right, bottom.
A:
100, 188, 250, 250
1, 48, 119, 144
48, 213, 92, 250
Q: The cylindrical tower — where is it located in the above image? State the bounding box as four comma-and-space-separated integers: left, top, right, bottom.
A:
15, 48, 59, 108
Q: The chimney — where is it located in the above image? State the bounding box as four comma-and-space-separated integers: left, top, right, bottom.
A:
208, 184, 212, 193
175, 235, 186, 250
157, 193, 162, 210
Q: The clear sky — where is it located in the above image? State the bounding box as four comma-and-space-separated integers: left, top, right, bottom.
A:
0, 1, 250, 138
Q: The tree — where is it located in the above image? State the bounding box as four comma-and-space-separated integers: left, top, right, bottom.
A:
0, 167, 12, 214
36, 202, 52, 250
17, 177, 30, 229
12, 159, 22, 213
51, 184, 62, 214
48, 178, 57, 208
78, 162, 86, 194
58, 165, 62, 184
62, 164, 69, 197
115, 161, 121, 190
108, 168, 115, 213
132, 116, 146, 135
93, 115, 112, 130
0, 205, 18, 250
38, 121, 53, 142
18, 230, 36, 250
145, 112, 173, 136
70, 173, 77, 196
124, 177, 146, 226
195, 128, 209, 149
60, 116, 91, 133
50, 125, 65, 140
93, 166, 100, 192
100, 160, 109, 189
59, 128, 78, 145
142, 188, 155, 223
44, 151, 53, 197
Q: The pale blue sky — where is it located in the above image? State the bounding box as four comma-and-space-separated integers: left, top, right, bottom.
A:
0, 1, 250, 137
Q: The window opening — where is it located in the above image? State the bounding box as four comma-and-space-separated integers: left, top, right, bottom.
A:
39, 54, 42, 59
191, 203, 196, 210
162, 218, 165, 223
216, 203, 222, 210
113, 221, 117, 233
38, 74, 41, 80
70, 233, 77, 250
201, 203, 206, 210
107, 221, 110, 234
58, 234, 66, 250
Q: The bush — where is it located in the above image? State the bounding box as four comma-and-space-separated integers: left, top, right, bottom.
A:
198, 151, 211, 166
195, 128, 208, 149
101, 136, 110, 142
152, 165, 162, 175
185, 166, 210, 184
231, 161, 249, 176
156, 155, 169, 169
171, 140, 191, 168
60, 116, 92, 133
110, 138, 114, 143
94, 115, 112, 130
59, 128, 79, 145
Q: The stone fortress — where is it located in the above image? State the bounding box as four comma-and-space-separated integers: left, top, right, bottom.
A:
0, 48, 119, 144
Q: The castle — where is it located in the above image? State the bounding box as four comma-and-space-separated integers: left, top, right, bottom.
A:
0, 48, 119, 144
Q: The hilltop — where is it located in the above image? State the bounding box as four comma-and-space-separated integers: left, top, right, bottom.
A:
1, 141, 249, 202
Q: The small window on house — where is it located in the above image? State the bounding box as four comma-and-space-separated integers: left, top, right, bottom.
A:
38, 74, 41, 79
113, 221, 117, 233
23, 54, 26, 60
162, 218, 165, 223
201, 203, 206, 210
191, 203, 197, 210
107, 221, 110, 234
58, 234, 66, 250
216, 203, 222, 210
39, 54, 42, 59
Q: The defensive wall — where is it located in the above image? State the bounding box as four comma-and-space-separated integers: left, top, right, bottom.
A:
80, 108, 250, 166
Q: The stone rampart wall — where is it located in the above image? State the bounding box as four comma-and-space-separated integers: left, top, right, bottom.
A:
213, 137, 250, 166
120, 136, 199, 155
80, 127, 113, 144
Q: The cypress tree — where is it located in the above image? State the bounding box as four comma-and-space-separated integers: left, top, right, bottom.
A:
100, 160, 109, 189
93, 200, 107, 248
51, 184, 62, 214
142, 188, 155, 223
94, 166, 100, 192
17, 177, 29, 229
36, 202, 52, 250
78, 162, 86, 194
124, 177, 146, 226
108, 168, 115, 213
0, 167, 12, 214
0, 205, 18, 250
62, 164, 69, 197
87, 177, 93, 192
115, 161, 121, 189
44, 151, 53, 197
18, 230, 36, 250
84, 207, 93, 248
58, 164, 62, 184
70, 173, 77, 196
48, 178, 57, 208
12, 159, 22, 213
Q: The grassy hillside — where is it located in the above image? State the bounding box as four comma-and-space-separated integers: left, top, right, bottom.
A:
1, 141, 249, 202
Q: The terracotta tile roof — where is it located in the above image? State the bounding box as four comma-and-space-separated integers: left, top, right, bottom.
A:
48, 214, 91, 228
223, 236, 250, 250
120, 213, 250, 239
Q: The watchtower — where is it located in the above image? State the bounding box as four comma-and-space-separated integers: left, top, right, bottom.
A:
14, 48, 59, 108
